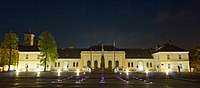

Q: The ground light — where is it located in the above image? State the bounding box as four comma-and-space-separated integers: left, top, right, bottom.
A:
16, 69, 19, 76
145, 69, 149, 82
165, 69, 171, 76
57, 68, 61, 76
114, 68, 117, 73
76, 69, 80, 76
125, 69, 129, 76
100, 76, 106, 84
145, 69, 149, 75
37, 69, 40, 77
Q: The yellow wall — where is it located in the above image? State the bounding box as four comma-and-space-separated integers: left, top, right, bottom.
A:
80, 51, 125, 70
152, 52, 190, 72
18, 52, 43, 71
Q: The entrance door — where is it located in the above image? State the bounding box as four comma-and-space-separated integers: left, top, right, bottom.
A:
108, 60, 112, 69
94, 60, 98, 69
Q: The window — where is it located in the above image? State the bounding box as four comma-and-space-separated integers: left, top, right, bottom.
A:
150, 62, 152, 67
131, 62, 133, 67
37, 54, 40, 59
87, 60, 91, 68
146, 62, 149, 67
73, 62, 75, 67
55, 62, 57, 67
168, 64, 171, 69
116, 60, 119, 68
26, 38, 29, 41
58, 62, 60, 67
26, 54, 28, 59
128, 62, 130, 67
167, 55, 170, 59
76, 62, 79, 67
179, 55, 182, 59
37, 64, 40, 68
179, 64, 183, 69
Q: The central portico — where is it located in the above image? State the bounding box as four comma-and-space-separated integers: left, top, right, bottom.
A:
80, 44, 126, 72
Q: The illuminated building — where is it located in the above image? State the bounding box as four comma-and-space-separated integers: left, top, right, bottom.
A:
17, 33, 190, 72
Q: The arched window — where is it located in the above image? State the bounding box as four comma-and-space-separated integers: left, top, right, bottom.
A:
116, 60, 119, 68
108, 60, 112, 69
179, 55, 182, 59
131, 62, 133, 67
167, 55, 170, 59
73, 62, 75, 67
55, 62, 57, 67
146, 62, 149, 67
76, 62, 79, 67
150, 62, 152, 67
87, 60, 91, 68
128, 62, 130, 67
168, 64, 171, 69
58, 62, 60, 67
94, 60, 98, 69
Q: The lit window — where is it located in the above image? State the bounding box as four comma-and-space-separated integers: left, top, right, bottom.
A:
131, 62, 133, 67
128, 62, 130, 67
179, 55, 182, 59
55, 62, 57, 67
58, 62, 60, 67
26, 54, 28, 59
167, 55, 170, 59
146, 62, 149, 67
76, 62, 79, 67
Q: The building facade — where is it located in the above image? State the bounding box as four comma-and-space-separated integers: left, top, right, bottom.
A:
17, 33, 190, 72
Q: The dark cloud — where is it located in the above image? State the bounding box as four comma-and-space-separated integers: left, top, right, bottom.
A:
155, 11, 171, 22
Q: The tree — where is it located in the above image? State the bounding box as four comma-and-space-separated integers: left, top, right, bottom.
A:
1, 32, 18, 71
0, 46, 18, 71
38, 31, 58, 71
189, 47, 200, 72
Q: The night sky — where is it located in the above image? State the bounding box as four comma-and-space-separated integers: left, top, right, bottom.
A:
0, 0, 200, 49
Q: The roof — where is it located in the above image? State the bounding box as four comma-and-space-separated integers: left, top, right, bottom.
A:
125, 48, 153, 59
18, 45, 39, 52
156, 43, 187, 52
82, 44, 124, 51
57, 48, 81, 58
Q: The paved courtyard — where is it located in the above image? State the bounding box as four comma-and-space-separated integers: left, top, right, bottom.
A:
0, 71, 200, 88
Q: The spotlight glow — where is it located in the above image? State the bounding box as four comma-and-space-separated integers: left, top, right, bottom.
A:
37, 69, 40, 77
165, 69, 171, 75
58, 68, 61, 76
76, 69, 80, 76
16, 69, 19, 76
125, 69, 129, 76
145, 69, 149, 75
